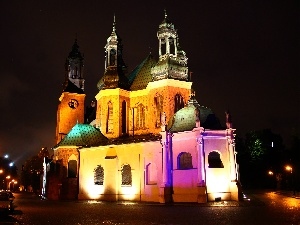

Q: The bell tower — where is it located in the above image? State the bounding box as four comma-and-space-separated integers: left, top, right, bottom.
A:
97, 16, 129, 90
56, 39, 86, 143
151, 10, 188, 81
148, 11, 192, 132
95, 16, 130, 139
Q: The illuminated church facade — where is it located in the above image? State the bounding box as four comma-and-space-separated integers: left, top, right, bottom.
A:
49, 12, 241, 203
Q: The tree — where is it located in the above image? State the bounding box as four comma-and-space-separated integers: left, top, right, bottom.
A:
236, 129, 285, 189
20, 147, 50, 192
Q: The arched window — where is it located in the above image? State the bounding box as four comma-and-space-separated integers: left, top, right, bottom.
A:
169, 37, 175, 55
94, 165, 104, 185
146, 163, 157, 185
208, 151, 224, 168
122, 100, 127, 134
68, 160, 77, 178
178, 152, 193, 170
136, 103, 145, 130
121, 164, 132, 186
110, 49, 116, 66
106, 101, 113, 133
154, 95, 163, 127
174, 94, 184, 113
160, 38, 166, 55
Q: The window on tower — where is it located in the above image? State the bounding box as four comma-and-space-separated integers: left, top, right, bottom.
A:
154, 95, 163, 127
169, 37, 175, 55
121, 100, 127, 134
135, 103, 146, 130
106, 101, 113, 133
160, 38, 166, 55
174, 94, 184, 113
110, 49, 116, 66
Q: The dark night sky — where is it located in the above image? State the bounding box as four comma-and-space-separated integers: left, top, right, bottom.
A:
0, 1, 298, 168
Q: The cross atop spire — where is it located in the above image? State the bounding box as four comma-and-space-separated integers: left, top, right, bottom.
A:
164, 9, 167, 19
113, 14, 116, 32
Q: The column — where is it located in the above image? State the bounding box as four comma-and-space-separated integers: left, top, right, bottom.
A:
229, 140, 237, 181
197, 136, 205, 186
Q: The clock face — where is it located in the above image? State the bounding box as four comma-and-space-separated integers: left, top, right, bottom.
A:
68, 99, 79, 109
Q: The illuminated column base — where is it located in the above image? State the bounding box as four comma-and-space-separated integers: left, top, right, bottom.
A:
197, 186, 207, 203
229, 181, 242, 201
159, 187, 172, 203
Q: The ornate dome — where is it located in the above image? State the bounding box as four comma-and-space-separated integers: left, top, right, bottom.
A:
167, 95, 222, 132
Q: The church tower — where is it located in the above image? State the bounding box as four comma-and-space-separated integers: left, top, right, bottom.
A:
151, 10, 189, 81
56, 39, 86, 143
148, 11, 191, 131
95, 17, 130, 138
97, 16, 129, 90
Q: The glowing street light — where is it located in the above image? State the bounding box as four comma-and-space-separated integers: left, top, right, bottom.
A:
285, 165, 292, 173
268, 170, 274, 176
4, 154, 8, 159
285, 165, 295, 195
9, 162, 14, 167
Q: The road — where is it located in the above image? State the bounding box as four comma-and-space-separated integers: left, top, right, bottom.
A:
0, 190, 299, 225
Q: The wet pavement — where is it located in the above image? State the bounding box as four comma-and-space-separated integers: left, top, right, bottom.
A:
0, 190, 299, 225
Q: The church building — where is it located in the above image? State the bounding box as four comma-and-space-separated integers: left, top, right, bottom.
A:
47, 12, 242, 203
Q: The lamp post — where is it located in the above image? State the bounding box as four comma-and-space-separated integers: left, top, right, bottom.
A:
6, 175, 11, 191
285, 165, 295, 196
0, 169, 3, 190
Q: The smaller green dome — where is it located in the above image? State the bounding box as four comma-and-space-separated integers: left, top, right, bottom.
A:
55, 124, 108, 147
167, 96, 222, 132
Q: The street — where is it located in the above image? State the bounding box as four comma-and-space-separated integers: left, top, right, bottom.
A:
0, 190, 299, 225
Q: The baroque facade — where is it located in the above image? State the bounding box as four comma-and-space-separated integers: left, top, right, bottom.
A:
47, 12, 242, 202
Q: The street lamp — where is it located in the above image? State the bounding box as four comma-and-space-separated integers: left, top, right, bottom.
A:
6, 176, 11, 191
268, 170, 274, 176
285, 165, 295, 195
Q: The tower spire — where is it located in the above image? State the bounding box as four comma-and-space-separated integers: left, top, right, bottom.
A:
113, 14, 116, 32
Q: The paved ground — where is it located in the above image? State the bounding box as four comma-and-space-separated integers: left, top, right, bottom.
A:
0, 190, 299, 225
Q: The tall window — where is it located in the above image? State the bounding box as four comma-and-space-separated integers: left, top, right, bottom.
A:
174, 94, 184, 113
135, 103, 145, 130
68, 160, 77, 178
121, 100, 127, 134
154, 95, 163, 127
110, 49, 116, 66
121, 164, 132, 186
160, 38, 166, 55
169, 37, 175, 55
146, 163, 157, 185
208, 151, 224, 168
106, 101, 113, 133
178, 152, 193, 170
94, 165, 104, 185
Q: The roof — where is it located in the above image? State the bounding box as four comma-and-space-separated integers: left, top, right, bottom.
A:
63, 79, 84, 94
55, 123, 108, 147
167, 96, 222, 132
68, 39, 83, 60
128, 54, 156, 91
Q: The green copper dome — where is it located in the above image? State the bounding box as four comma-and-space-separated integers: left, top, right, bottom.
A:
56, 123, 108, 147
167, 96, 222, 132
